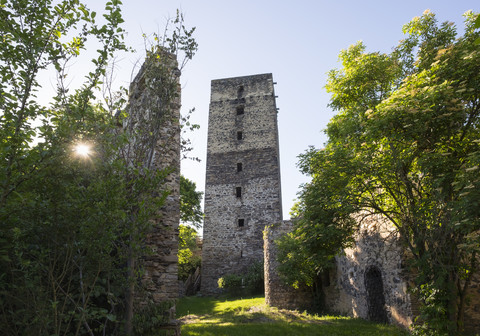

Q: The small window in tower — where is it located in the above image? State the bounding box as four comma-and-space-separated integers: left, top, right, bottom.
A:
238, 218, 245, 227
236, 105, 244, 115
237, 163, 243, 172
236, 187, 242, 198
237, 85, 244, 98
237, 131, 243, 140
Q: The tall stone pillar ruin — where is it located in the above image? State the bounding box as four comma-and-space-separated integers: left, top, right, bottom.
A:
201, 73, 283, 294
124, 49, 181, 304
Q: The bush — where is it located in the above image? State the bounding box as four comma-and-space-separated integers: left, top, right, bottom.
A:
217, 261, 264, 297
178, 248, 201, 281
218, 274, 244, 296
245, 261, 264, 295
133, 300, 175, 334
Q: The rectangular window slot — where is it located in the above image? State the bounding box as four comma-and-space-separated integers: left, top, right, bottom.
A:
237, 163, 243, 172
238, 219, 245, 227
236, 187, 242, 198
237, 131, 243, 140
236, 105, 244, 115
237, 86, 244, 98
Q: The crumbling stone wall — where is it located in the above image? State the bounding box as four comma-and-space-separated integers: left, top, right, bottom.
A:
124, 49, 181, 303
464, 273, 480, 333
264, 221, 311, 310
201, 73, 283, 295
323, 213, 413, 328
264, 213, 413, 328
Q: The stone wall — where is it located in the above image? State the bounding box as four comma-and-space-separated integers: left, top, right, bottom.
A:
124, 49, 181, 304
464, 272, 480, 333
264, 213, 414, 328
264, 221, 311, 310
265, 212, 480, 331
201, 74, 283, 295
323, 213, 412, 328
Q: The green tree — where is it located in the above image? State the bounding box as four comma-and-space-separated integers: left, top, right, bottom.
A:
178, 176, 203, 282
178, 224, 201, 281
0, 1, 130, 334
180, 175, 204, 228
0, 1, 197, 335
280, 11, 480, 335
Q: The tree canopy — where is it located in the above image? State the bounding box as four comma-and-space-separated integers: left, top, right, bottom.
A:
180, 175, 204, 228
279, 10, 480, 335
0, 1, 197, 335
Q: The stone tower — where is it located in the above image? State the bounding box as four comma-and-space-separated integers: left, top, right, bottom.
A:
124, 50, 181, 303
201, 73, 283, 294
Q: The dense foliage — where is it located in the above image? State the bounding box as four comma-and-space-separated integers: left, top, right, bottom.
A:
180, 175, 203, 228
217, 261, 264, 297
278, 11, 480, 335
0, 1, 197, 335
178, 176, 203, 283
178, 224, 202, 282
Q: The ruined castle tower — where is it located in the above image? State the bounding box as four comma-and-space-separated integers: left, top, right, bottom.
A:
201, 73, 283, 294
124, 50, 181, 303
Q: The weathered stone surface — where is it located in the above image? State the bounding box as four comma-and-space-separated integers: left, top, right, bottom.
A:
204, 72, 480, 332
323, 213, 413, 328
124, 49, 181, 305
264, 214, 413, 327
464, 272, 480, 333
264, 221, 311, 310
201, 74, 283, 295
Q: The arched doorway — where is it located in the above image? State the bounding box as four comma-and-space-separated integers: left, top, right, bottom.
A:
365, 265, 388, 323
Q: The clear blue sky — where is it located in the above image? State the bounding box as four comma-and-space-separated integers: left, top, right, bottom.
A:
86, 0, 479, 222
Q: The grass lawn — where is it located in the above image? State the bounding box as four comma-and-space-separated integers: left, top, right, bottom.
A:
175, 296, 409, 336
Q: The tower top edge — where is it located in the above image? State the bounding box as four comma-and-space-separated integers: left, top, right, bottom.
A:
211, 73, 273, 83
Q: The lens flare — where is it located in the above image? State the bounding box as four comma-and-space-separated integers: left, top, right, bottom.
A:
74, 143, 91, 157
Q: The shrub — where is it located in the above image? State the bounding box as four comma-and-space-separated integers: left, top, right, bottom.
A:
245, 261, 264, 295
218, 273, 244, 296
133, 300, 175, 334
218, 261, 264, 297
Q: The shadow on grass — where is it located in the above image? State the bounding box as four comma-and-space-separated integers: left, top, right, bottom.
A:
177, 296, 409, 336
182, 321, 408, 336
176, 296, 218, 316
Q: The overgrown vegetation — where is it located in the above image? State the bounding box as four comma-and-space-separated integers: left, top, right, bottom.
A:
278, 10, 480, 336
178, 224, 202, 282
133, 300, 175, 335
0, 1, 197, 335
175, 296, 408, 336
178, 176, 203, 283
217, 261, 264, 297
180, 175, 204, 228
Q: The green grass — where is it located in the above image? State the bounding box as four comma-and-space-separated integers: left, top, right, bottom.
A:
175, 296, 409, 336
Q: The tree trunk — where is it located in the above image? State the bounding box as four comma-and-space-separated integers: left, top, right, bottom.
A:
124, 245, 135, 336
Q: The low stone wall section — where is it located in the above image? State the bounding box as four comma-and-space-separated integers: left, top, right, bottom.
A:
264, 221, 311, 310
323, 213, 412, 328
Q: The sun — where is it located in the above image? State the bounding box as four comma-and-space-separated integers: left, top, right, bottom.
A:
74, 143, 91, 158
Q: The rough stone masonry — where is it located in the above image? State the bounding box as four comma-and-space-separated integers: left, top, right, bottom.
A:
123, 49, 181, 304
201, 73, 283, 295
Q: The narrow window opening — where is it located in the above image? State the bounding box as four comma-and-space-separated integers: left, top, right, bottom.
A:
236, 105, 244, 115
236, 187, 242, 198
237, 85, 244, 98
240, 250, 243, 258
238, 219, 244, 227
237, 163, 243, 172
237, 131, 243, 140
